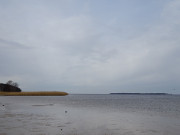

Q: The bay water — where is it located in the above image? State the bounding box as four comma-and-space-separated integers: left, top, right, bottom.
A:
0, 94, 180, 135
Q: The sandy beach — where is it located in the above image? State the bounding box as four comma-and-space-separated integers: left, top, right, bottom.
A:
0, 95, 180, 135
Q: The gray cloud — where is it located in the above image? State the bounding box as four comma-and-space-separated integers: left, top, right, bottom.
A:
0, 0, 180, 94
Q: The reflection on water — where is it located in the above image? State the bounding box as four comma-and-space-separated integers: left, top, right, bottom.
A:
0, 94, 180, 135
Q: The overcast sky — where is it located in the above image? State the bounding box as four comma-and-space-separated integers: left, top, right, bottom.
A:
0, 0, 180, 94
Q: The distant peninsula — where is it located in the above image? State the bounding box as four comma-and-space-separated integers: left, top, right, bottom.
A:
0, 91, 68, 96
110, 93, 169, 95
0, 80, 68, 96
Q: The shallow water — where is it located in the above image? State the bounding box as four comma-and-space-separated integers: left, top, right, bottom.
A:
0, 94, 180, 135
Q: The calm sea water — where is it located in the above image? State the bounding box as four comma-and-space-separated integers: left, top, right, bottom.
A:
0, 94, 180, 135
50, 94, 180, 116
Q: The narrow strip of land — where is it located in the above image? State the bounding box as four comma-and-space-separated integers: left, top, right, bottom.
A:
0, 91, 68, 96
110, 93, 169, 95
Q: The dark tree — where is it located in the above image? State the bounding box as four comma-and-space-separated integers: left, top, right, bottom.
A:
0, 80, 21, 92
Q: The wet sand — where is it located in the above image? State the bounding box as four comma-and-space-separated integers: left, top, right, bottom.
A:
0, 95, 180, 135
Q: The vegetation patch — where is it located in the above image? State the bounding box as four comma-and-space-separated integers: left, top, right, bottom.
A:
0, 80, 68, 96
0, 91, 68, 96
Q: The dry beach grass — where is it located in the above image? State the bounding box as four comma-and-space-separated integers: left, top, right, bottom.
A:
0, 91, 68, 96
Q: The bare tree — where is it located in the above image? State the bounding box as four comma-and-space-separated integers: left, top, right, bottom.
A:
6, 80, 19, 88
6, 80, 13, 85
13, 82, 19, 88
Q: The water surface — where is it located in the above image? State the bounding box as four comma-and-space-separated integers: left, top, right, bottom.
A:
0, 94, 180, 135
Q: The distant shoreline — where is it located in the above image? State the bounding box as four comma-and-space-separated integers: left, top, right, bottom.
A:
110, 93, 169, 95
0, 91, 68, 96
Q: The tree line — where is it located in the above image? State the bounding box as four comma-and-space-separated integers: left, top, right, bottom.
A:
0, 80, 21, 92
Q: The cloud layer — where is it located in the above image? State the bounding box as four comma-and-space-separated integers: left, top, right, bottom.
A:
0, 0, 180, 94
